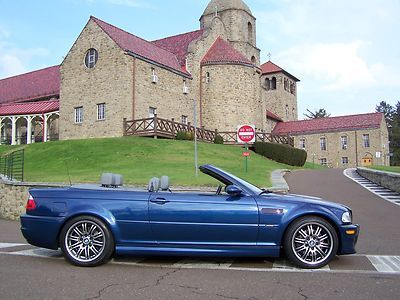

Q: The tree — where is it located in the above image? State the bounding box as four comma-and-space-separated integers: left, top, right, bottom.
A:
376, 101, 395, 124
376, 101, 400, 166
304, 108, 331, 119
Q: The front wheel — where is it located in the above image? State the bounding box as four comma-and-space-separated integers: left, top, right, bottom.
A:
284, 216, 338, 269
60, 215, 114, 267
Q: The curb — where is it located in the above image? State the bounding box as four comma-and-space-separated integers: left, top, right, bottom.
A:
269, 169, 290, 193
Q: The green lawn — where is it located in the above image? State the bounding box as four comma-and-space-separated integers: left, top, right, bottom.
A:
368, 166, 400, 174
0, 137, 302, 187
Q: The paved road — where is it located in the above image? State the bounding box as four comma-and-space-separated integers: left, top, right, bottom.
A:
285, 168, 400, 256
1, 169, 399, 299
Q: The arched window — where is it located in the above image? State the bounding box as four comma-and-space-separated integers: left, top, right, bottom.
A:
284, 79, 288, 91
205, 72, 210, 83
271, 77, 277, 90
84, 48, 98, 69
285, 104, 289, 118
265, 78, 270, 90
251, 56, 256, 64
248, 22, 253, 44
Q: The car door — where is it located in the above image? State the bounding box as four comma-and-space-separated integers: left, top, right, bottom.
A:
148, 191, 259, 246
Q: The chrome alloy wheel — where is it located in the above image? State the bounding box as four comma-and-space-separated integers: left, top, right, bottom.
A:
291, 222, 334, 266
65, 220, 106, 263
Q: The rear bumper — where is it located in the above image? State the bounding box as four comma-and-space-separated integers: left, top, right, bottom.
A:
20, 214, 64, 250
338, 224, 360, 255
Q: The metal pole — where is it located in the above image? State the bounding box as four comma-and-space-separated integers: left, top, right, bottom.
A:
193, 99, 198, 176
245, 143, 248, 173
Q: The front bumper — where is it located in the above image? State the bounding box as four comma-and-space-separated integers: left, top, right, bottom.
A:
337, 223, 360, 255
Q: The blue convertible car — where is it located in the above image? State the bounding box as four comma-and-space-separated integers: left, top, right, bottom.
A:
20, 164, 359, 268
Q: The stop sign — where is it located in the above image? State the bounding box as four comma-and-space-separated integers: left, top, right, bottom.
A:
237, 124, 256, 144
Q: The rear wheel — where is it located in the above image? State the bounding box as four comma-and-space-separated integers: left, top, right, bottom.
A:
60, 215, 114, 267
284, 216, 338, 269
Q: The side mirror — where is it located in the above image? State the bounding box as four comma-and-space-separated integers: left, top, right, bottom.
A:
226, 185, 243, 196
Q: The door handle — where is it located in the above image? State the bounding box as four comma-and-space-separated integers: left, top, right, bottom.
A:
150, 198, 170, 205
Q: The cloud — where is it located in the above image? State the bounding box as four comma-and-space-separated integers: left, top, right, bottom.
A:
277, 41, 378, 91
0, 41, 49, 79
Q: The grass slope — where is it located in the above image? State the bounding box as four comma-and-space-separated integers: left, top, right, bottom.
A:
1, 137, 298, 187
368, 166, 400, 174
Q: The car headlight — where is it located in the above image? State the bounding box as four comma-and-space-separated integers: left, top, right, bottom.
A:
341, 211, 352, 223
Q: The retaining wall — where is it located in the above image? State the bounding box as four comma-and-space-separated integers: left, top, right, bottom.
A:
0, 177, 65, 220
357, 167, 400, 193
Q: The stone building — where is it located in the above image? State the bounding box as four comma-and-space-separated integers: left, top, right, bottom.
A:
0, 0, 390, 167
273, 113, 390, 167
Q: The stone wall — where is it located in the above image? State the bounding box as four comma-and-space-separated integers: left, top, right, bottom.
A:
357, 167, 400, 193
0, 178, 65, 220
292, 123, 390, 168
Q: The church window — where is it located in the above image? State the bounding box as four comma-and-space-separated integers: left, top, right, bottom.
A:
251, 56, 256, 64
181, 115, 188, 125
285, 105, 289, 119
151, 68, 158, 83
149, 107, 157, 118
271, 77, 277, 90
292, 108, 296, 119
183, 80, 189, 94
248, 22, 253, 44
320, 158, 327, 166
299, 138, 306, 150
284, 79, 288, 91
320, 137, 327, 151
341, 135, 348, 150
363, 134, 370, 148
74, 107, 83, 124
205, 72, 210, 83
290, 83, 296, 95
97, 103, 106, 121
84, 48, 98, 69
342, 157, 349, 165
265, 78, 270, 90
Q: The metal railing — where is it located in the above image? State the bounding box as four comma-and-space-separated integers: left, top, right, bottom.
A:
123, 116, 294, 146
0, 149, 24, 182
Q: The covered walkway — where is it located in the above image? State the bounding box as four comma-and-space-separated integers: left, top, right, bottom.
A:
0, 100, 59, 145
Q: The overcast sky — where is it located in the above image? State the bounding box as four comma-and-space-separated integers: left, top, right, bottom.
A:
0, 0, 399, 118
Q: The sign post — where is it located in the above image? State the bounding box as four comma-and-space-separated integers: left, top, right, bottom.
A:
237, 125, 256, 173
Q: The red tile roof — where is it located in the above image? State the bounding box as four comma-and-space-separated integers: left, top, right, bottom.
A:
152, 30, 204, 66
91, 17, 190, 77
266, 110, 283, 122
0, 66, 60, 105
0, 100, 59, 116
273, 112, 384, 136
260, 61, 300, 82
201, 37, 253, 66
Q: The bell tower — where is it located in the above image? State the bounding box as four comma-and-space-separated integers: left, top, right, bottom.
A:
200, 0, 260, 65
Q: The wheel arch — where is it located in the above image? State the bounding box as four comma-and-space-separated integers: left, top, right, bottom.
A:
280, 213, 342, 254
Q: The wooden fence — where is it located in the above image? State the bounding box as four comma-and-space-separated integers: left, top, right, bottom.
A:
123, 115, 294, 146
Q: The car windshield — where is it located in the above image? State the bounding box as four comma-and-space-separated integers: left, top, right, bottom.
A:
224, 171, 263, 195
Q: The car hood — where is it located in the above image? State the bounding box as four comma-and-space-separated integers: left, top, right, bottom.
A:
259, 192, 350, 212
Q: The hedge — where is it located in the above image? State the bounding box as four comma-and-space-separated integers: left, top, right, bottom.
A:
254, 142, 307, 167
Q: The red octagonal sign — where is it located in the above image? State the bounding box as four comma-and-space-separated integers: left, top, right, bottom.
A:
237, 124, 256, 144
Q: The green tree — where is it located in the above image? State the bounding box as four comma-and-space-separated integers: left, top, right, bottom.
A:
376, 101, 395, 124
304, 108, 331, 119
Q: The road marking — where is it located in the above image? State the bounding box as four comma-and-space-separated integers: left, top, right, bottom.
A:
0, 243, 399, 275
344, 168, 400, 207
368, 256, 400, 273
0, 243, 27, 249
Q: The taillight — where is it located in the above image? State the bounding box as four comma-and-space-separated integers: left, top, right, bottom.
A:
26, 194, 37, 211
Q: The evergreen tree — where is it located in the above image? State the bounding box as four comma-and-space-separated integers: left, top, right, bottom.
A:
304, 108, 330, 119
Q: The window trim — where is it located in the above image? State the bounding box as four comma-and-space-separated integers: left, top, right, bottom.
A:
341, 135, 348, 150
74, 106, 83, 124
84, 48, 98, 69
97, 103, 106, 121
363, 134, 370, 148
320, 137, 327, 151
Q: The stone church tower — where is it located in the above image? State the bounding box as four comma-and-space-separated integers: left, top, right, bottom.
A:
200, 0, 261, 66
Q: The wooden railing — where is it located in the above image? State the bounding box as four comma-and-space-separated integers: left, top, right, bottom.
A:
123, 115, 294, 146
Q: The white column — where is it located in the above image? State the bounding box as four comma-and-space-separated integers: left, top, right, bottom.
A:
27, 116, 32, 144
11, 116, 17, 145
43, 114, 49, 142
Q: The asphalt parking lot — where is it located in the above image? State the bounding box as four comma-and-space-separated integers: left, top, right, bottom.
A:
0, 169, 399, 299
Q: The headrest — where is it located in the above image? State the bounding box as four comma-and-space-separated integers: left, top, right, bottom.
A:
148, 177, 160, 192
101, 173, 123, 187
160, 176, 170, 191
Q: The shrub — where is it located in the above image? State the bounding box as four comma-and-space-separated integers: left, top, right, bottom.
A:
254, 142, 307, 167
214, 134, 224, 144
176, 131, 194, 141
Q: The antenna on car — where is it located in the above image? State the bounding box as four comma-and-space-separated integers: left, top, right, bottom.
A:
64, 161, 72, 186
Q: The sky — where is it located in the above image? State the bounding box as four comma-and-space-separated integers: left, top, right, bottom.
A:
0, 0, 399, 118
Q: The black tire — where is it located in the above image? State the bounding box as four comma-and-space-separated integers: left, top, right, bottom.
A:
59, 215, 114, 267
283, 216, 338, 269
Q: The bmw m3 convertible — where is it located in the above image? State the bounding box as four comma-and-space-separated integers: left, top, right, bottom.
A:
20, 164, 359, 268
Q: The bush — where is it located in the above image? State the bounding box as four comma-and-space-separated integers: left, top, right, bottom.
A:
176, 131, 194, 141
254, 142, 307, 167
214, 134, 224, 144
